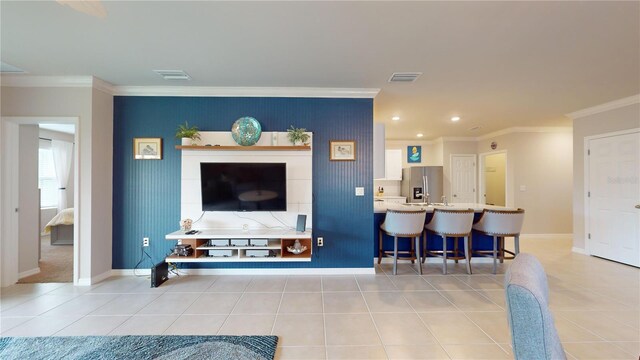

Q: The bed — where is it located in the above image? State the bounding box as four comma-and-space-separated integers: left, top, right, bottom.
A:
45, 208, 74, 245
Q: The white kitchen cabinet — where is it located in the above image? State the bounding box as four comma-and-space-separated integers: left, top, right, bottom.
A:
384, 149, 402, 180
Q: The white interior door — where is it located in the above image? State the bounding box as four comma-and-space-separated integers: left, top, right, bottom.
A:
451, 154, 476, 203
588, 131, 640, 267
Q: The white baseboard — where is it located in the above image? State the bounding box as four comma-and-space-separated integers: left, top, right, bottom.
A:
571, 247, 588, 255
520, 233, 572, 240
111, 267, 375, 276
76, 269, 114, 286
18, 267, 40, 279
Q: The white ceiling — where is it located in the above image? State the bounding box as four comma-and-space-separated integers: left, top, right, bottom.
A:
2, 1, 638, 139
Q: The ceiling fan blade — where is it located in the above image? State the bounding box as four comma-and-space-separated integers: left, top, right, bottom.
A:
57, 0, 107, 18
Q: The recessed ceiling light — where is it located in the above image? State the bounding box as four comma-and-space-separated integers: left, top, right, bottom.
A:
392, 116, 400, 121
417, 133, 424, 138
451, 116, 461, 122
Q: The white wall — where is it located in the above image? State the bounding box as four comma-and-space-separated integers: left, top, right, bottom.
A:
18, 125, 40, 275
572, 101, 640, 250
1, 83, 113, 284
477, 131, 573, 234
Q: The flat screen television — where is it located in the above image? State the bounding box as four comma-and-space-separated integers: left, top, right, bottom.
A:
200, 162, 287, 211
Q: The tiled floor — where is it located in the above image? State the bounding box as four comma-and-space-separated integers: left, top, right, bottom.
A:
1, 237, 638, 359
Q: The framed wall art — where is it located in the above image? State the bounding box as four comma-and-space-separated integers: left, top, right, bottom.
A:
330, 140, 356, 161
134, 137, 163, 160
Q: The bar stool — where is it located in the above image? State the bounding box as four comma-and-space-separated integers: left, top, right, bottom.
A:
378, 209, 427, 275
472, 208, 525, 274
424, 208, 474, 275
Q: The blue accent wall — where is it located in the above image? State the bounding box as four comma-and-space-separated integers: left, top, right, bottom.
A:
113, 96, 373, 269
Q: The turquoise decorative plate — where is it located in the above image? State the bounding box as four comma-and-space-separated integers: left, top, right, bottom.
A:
231, 117, 262, 146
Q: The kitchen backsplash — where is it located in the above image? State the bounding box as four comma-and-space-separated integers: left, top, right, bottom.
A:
374, 179, 401, 196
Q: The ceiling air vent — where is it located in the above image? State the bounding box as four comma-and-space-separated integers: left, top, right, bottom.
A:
153, 70, 191, 81
388, 72, 422, 83
468, 126, 481, 132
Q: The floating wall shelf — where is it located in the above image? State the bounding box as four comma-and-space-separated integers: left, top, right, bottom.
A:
175, 145, 311, 151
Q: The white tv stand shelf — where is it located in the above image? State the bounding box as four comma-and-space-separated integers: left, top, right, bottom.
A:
165, 229, 312, 263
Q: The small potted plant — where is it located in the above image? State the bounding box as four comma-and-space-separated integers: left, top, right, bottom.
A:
175, 121, 201, 145
287, 125, 310, 146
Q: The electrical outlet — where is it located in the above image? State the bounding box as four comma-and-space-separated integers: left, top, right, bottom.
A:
317, 237, 324, 247
143, 237, 149, 247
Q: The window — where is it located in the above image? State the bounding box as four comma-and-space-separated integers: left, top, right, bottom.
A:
39, 140, 58, 208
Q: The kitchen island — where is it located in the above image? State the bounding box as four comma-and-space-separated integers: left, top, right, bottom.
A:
374, 202, 520, 260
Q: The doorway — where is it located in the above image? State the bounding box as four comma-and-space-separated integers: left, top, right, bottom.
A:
479, 151, 507, 206
586, 129, 640, 267
1, 117, 80, 286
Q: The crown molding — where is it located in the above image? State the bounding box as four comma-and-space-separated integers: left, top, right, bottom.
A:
92, 76, 116, 94
0, 75, 116, 93
112, 86, 380, 98
566, 94, 640, 119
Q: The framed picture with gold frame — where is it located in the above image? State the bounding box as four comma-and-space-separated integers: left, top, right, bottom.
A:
330, 140, 356, 161
133, 137, 162, 160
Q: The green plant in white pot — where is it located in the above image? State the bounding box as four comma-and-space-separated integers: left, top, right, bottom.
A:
287, 126, 310, 146
175, 122, 201, 145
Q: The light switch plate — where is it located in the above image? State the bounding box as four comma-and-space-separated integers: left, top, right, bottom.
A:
355, 187, 365, 196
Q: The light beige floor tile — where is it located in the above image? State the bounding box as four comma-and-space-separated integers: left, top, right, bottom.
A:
323, 292, 368, 314
1, 294, 78, 316
42, 294, 119, 317
363, 291, 413, 313
55, 315, 129, 336
89, 294, 160, 316
136, 293, 200, 315
0, 296, 34, 312
558, 311, 639, 341
379, 263, 419, 276
385, 345, 450, 359
0, 283, 66, 298
276, 346, 326, 359
403, 291, 458, 312
109, 314, 178, 335
279, 293, 323, 314
555, 317, 603, 342
88, 277, 141, 294
611, 341, 640, 357
356, 275, 398, 291
593, 310, 640, 330
563, 342, 632, 359
206, 276, 252, 292
232, 293, 282, 314
440, 291, 501, 311
164, 276, 217, 293
183, 292, 242, 315
0, 316, 34, 334
218, 314, 275, 335
326, 345, 387, 359
473, 289, 505, 308
322, 276, 359, 292
422, 276, 473, 291
454, 275, 504, 290
163, 314, 227, 335
1, 315, 82, 337
245, 276, 287, 292
464, 311, 511, 343
390, 276, 436, 291
325, 314, 382, 346
443, 343, 511, 359
419, 312, 493, 344
372, 313, 437, 345
272, 314, 325, 346
285, 276, 322, 292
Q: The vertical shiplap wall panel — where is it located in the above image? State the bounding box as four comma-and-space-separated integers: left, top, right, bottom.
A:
113, 97, 373, 269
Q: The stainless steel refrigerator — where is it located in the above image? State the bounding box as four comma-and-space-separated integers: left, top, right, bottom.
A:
401, 166, 444, 203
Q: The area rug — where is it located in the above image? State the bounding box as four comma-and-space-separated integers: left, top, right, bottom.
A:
0, 335, 278, 360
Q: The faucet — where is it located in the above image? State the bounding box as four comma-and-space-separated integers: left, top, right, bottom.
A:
441, 196, 448, 206
424, 193, 431, 205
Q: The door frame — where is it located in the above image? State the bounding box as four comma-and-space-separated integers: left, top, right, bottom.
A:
478, 150, 509, 206
449, 154, 477, 203
584, 127, 640, 256
0, 116, 80, 286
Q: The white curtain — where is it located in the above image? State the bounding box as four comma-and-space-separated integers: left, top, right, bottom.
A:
51, 140, 73, 211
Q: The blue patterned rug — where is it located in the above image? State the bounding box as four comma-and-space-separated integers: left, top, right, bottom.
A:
0, 335, 278, 360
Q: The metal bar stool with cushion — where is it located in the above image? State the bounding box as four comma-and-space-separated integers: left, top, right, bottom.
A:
379, 209, 427, 275
424, 208, 474, 275
472, 208, 525, 274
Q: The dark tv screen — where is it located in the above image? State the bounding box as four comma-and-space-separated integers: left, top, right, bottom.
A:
200, 163, 287, 212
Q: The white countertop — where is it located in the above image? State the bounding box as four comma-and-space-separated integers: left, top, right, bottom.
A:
374, 202, 518, 213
